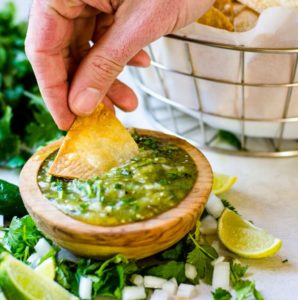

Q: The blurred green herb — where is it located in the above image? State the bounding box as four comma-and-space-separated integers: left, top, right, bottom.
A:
214, 130, 242, 150
0, 2, 63, 168
234, 280, 264, 300
212, 288, 232, 300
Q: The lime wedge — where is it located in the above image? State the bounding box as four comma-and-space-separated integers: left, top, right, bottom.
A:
34, 257, 55, 280
218, 209, 282, 258
213, 173, 237, 195
0, 253, 78, 300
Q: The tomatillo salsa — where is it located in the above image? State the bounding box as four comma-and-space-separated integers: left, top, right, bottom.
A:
38, 134, 197, 226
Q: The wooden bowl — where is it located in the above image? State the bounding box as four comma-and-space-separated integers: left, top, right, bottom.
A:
19, 129, 213, 259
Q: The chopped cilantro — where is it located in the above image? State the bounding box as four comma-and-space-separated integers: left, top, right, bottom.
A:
230, 262, 248, 285
187, 233, 218, 284
234, 280, 264, 300
212, 288, 232, 300
221, 199, 238, 214
3, 215, 43, 261
145, 261, 186, 283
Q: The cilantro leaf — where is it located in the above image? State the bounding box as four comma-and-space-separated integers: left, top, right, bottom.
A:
56, 262, 76, 290
234, 280, 264, 300
187, 247, 214, 284
186, 234, 218, 284
230, 262, 248, 285
212, 288, 232, 300
70, 255, 135, 299
0, 106, 21, 163
161, 240, 184, 260
25, 103, 64, 151
145, 261, 186, 283
3, 215, 43, 261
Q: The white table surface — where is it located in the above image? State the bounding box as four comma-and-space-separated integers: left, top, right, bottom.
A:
1, 1, 298, 297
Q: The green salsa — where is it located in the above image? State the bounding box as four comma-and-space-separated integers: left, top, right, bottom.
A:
38, 134, 197, 226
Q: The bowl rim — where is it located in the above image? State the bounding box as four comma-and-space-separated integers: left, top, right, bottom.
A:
19, 128, 213, 247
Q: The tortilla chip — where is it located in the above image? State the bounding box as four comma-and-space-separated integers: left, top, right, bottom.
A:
232, 3, 247, 16
237, 0, 298, 13
48, 104, 139, 180
214, 0, 233, 11
197, 6, 234, 31
234, 7, 259, 31
214, 0, 234, 19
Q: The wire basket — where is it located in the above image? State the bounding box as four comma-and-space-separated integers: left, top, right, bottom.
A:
130, 34, 298, 157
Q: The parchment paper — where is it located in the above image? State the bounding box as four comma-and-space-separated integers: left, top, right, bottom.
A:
138, 7, 298, 138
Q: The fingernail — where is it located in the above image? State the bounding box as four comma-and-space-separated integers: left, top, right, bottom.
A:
72, 88, 102, 115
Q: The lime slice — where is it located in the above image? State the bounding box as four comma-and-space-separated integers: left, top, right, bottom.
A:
34, 257, 55, 280
218, 209, 282, 258
0, 253, 78, 300
213, 173, 237, 195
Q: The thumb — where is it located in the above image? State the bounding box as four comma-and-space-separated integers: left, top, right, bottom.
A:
69, 0, 181, 116
69, 48, 124, 115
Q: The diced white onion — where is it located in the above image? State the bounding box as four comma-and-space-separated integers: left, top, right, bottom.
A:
200, 215, 218, 235
122, 286, 146, 300
27, 252, 41, 268
0, 231, 5, 239
130, 274, 144, 286
176, 283, 196, 298
195, 282, 212, 295
144, 276, 167, 289
150, 289, 169, 300
79, 276, 93, 300
185, 263, 198, 280
212, 262, 230, 291
57, 248, 79, 263
211, 256, 225, 267
34, 238, 53, 257
162, 278, 178, 295
206, 193, 225, 219
0, 215, 4, 227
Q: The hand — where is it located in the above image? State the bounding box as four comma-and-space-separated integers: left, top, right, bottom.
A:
25, 0, 214, 130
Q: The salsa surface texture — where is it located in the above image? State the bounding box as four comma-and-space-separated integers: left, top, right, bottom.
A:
38, 134, 197, 226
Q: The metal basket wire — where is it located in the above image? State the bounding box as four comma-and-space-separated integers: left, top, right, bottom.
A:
130, 34, 298, 157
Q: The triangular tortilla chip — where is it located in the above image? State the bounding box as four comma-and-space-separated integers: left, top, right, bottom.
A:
48, 104, 139, 180
197, 6, 234, 31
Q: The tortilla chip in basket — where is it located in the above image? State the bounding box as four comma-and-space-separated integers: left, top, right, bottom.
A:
234, 7, 259, 31
214, 0, 235, 20
48, 104, 139, 180
238, 0, 298, 13
197, 6, 234, 31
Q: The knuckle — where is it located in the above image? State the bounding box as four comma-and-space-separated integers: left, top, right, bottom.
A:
90, 54, 123, 82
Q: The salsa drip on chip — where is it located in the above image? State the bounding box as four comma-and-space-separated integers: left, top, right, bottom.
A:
48, 104, 139, 180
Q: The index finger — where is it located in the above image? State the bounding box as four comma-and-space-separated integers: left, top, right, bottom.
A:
25, 0, 76, 130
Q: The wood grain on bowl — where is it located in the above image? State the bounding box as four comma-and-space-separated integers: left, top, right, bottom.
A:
19, 129, 213, 259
